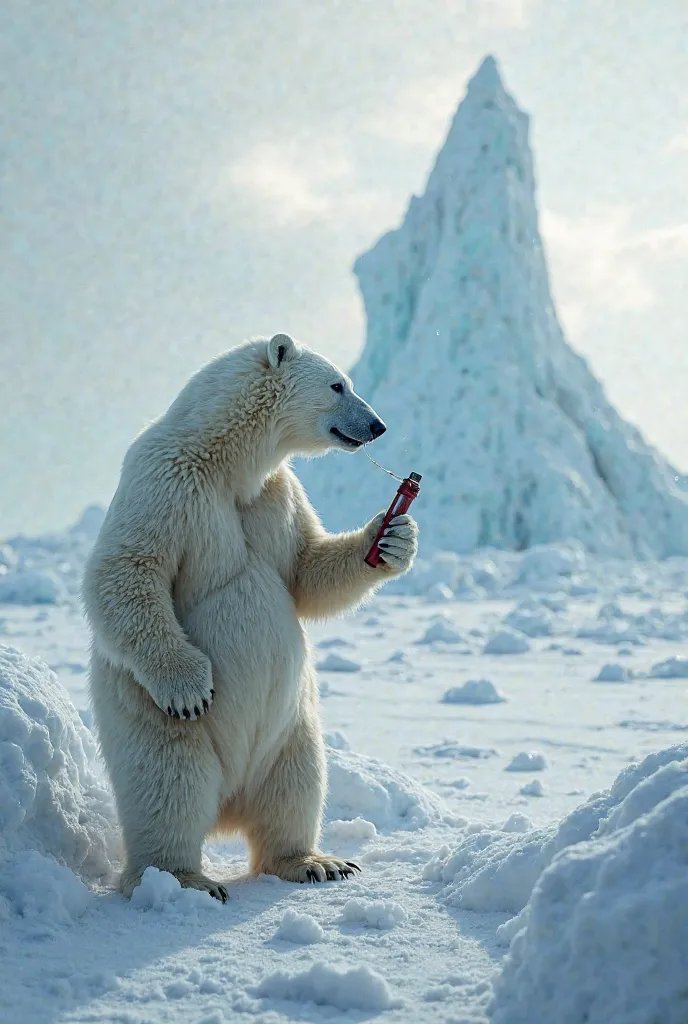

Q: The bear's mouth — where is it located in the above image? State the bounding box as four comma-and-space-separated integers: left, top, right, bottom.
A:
330, 427, 365, 448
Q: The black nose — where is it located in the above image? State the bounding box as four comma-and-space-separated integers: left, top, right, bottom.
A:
369, 418, 386, 440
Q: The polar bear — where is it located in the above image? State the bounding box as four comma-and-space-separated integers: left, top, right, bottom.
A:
83, 334, 418, 902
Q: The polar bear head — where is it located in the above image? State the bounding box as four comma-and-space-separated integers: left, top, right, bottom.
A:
265, 333, 386, 457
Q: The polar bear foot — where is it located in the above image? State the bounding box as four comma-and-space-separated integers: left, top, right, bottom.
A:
121, 866, 229, 903
270, 854, 361, 884
174, 870, 229, 903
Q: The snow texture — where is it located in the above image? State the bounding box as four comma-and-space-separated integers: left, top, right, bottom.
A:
296, 56, 688, 559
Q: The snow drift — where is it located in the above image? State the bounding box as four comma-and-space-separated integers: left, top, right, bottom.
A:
0, 645, 118, 922
326, 746, 450, 831
297, 56, 688, 558
422, 741, 688, 1022
490, 744, 688, 1024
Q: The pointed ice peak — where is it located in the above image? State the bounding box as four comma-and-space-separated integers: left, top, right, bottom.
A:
466, 55, 505, 100
434, 54, 525, 175
298, 58, 688, 559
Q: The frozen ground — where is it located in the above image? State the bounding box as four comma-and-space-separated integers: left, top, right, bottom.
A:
1, 527, 688, 1023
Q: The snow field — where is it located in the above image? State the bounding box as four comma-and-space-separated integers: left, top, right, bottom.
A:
3, 518, 688, 1021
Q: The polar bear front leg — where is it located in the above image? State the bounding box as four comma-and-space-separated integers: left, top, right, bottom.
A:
243, 714, 361, 884
292, 513, 419, 619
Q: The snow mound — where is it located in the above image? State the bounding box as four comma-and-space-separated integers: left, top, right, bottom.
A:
296, 57, 688, 558
506, 751, 547, 772
326, 747, 449, 831
414, 741, 498, 760
316, 636, 354, 649
519, 779, 545, 797
0, 569, 62, 605
425, 742, 688, 920
316, 652, 361, 673
484, 628, 530, 655
423, 827, 554, 914
502, 813, 533, 833
130, 867, 224, 915
274, 908, 324, 944
651, 655, 688, 678
325, 817, 377, 843
2, 849, 90, 925
340, 897, 407, 929
0, 645, 118, 922
491, 749, 688, 1024
253, 961, 399, 1012
594, 662, 633, 682
503, 602, 554, 637
442, 678, 506, 705
417, 618, 464, 644
324, 729, 350, 751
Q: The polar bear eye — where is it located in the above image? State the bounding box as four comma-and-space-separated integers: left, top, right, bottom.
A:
330, 383, 344, 394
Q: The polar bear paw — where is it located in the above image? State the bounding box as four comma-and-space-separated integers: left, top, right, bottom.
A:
148, 650, 215, 720
270, 853, 362, 883
173, 870, 229, 903
121, 866, 229, 902
366, 512, 418, 574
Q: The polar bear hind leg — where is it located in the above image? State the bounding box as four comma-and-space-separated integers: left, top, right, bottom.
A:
232, 715, 361, 883
97, 686, 229, 902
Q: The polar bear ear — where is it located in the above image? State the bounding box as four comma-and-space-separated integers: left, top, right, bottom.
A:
267, 333, 297, 369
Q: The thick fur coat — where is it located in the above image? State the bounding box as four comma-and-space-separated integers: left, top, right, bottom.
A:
83, 334, 418, 899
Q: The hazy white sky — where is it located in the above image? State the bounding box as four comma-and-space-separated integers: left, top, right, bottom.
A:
2, 0, 687, 536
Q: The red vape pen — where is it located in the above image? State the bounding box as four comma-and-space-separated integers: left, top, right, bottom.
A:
364, 472, 422, 568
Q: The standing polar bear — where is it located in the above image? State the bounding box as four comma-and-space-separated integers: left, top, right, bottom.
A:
84, 334, 418, 901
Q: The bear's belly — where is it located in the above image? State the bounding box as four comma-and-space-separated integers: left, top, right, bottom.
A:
178, 555, 308, 769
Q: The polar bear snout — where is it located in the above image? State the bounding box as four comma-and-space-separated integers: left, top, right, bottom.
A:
327, 392, 387, 451
329, 416, 386, 448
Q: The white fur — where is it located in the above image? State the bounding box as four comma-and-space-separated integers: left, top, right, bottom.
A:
83, 336, 418, 899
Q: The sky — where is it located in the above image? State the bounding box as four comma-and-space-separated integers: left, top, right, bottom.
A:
2, 0, 687, 536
